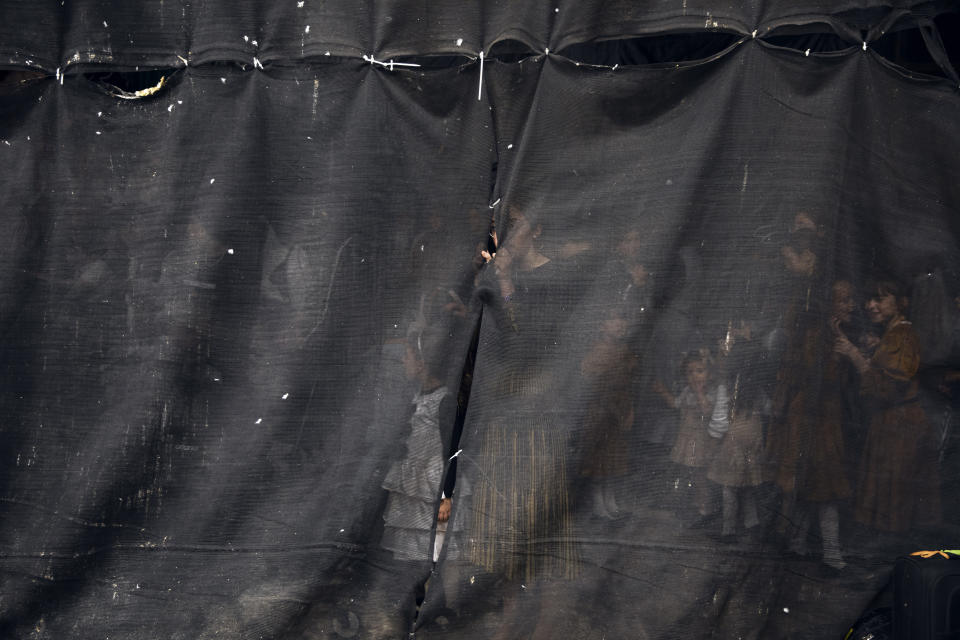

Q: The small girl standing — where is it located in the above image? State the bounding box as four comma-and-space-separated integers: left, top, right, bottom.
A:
381, 332, 455, 561
655, 349, 729, 525
708, 371, 767, 539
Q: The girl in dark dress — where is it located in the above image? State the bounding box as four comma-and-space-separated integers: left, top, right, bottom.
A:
467, 208, 581, 582
834, 280, 941, 533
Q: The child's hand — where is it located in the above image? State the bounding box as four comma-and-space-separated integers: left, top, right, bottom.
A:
834, 334, 870, 373
652, 380, 675, 406
443, 289, 467, 317
437, 498, 452, 523
833, 333, 856, 358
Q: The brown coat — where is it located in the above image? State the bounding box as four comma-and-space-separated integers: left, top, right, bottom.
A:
855, 320, 940, 532
769, 323, 853, 501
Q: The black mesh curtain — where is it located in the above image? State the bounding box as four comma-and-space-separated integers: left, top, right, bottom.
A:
1, 2, 959, 639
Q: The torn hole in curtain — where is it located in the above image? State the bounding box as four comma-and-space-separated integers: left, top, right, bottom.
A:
437, 305, 483, 531
412, 311, 482, 631
557, 32, 743, 68
760, 23, 856, 54
86, 68, 177, 99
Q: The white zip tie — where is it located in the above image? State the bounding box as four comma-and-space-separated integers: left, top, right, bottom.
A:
488, 198, 501, 209
477, 50, 484, 101
362, 54, 421, 69
177, 54, 188, 66
862, 41, 867, 51
56, 67, 61, 83
449, 449, 462, 460
253, 56, 263, 69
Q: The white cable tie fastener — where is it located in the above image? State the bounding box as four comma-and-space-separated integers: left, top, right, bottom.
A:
477, 50, 484, 101
362, 54, 420, 70
752, 29, 758, 38
488, 197, 501, 209
805, 48, 811, 57
449, 449, 463, 461
253, 56, 264, 69
862, 41, 867, 51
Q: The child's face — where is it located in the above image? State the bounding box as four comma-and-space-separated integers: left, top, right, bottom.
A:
601, 316, 627, 338
629, 263, 649, 287
686, 360, 709, 389
782, 245, 816, 276
865, 291, 898, 325
831, 281, 855, 323
616, 231, 642, 258
505, 209, 539, 254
